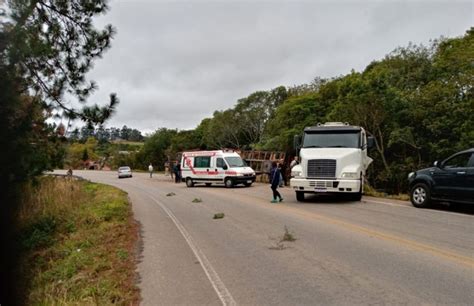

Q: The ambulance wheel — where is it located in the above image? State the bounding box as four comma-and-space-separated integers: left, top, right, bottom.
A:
186, 178, 194, 187
225, 178, 234, 188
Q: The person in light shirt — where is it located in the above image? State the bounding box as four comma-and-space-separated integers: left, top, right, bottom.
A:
148, 163, 153, 178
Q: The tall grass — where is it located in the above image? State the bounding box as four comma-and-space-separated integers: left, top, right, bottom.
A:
18, 177, 86, 223
16, 176, 139, 305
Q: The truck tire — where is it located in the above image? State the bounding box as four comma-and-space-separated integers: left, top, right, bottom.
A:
349, 192, 362, 201
186, 178, 194, 187
205, 183, 212, 187
350, 178, 363, 201
225, 178, 234, 188
410, 183, 432, 208
244, 182, 252, 187
296, 191, 305, 202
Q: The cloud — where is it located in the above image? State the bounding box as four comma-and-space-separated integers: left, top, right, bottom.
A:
83, 0, 473, 132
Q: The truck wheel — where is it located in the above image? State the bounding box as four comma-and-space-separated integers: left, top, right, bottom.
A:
186, 178, 194, 187
350, 179, 363, 201
410, 183, 431, 208
296, 191, 305, 202
350, 192, 362, 201
244, 182, 252, 187
205, 183, 212, 187
225, 178, 234, 188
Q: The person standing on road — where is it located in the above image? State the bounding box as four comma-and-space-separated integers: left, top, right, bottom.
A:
148, 163, 153, 178
270, 162, 283, 203
173, 162, 181, 183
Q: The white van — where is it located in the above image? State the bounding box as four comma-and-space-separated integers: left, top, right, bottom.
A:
181, 150, 256, 188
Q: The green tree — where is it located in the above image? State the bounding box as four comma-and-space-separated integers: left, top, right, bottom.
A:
1, 1, 118, 302
81, 148, 89, 161
139, 128, 178, 170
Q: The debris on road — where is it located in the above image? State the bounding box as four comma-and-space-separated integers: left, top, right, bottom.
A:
166, 192, 176, 196
282, 225, 296, 242
213, 213, 225, 219
268, 226, 296, 250
192, 198, 202, 203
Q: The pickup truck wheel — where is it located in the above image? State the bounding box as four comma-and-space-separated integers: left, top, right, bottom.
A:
296, 191, 305, 202
410, 183, 431, 208
186, 178, 194, 187
225, 178, 234, 188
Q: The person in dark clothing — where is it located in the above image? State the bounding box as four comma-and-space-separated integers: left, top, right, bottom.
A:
270, 161, 283, 203
173, 162, 181, 183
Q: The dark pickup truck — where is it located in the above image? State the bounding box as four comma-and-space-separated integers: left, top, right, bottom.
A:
408, 148, 474, 207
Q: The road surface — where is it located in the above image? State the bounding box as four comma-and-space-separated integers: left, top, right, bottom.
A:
58, 170, 474, 305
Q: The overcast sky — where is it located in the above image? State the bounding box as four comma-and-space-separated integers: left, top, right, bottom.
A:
83, 0, 473, 133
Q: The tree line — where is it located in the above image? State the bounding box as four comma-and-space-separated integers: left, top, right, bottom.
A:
137, 28, 473, 194
68, 125, 144, 142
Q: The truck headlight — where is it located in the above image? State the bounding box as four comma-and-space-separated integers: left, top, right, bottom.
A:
291, 170, 302, 177
342, 172, 358, 178
408, 172, 415, 179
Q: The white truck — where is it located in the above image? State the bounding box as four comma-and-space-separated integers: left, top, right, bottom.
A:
181, 150, 256, 187
290, 122, 374, 201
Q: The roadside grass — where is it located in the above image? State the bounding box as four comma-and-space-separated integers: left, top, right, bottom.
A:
364, 184, 410, 201
16, 176, 139, 305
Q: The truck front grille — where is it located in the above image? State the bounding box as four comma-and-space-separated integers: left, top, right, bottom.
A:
307, 159, 336, 178
309, 181, 340, 188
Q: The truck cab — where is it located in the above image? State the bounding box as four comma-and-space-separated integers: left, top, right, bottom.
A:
290, 122, 374, 201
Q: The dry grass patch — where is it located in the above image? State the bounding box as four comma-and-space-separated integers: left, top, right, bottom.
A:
16, 176, 139, 305
364, 184, 409, 201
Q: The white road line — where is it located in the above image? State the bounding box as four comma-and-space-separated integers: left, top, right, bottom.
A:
141, 189, 236, 306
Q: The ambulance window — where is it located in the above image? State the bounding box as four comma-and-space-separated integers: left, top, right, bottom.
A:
195, 156, 211, 168
216, 158, 225, 168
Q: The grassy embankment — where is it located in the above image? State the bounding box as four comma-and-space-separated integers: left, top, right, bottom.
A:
364, 184, 410, 201
16, 176, 139, 304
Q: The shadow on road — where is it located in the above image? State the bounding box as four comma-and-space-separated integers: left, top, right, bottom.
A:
298, 194, 359, 205
426, 202, 474, 215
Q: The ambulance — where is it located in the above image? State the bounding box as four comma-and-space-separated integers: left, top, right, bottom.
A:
181, 150, 256, 188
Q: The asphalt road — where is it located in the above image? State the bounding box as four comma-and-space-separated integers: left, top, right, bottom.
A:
59, 170, 474, 305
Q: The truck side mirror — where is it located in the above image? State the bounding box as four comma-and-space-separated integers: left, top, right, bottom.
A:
294, 135, 302, 149
367, 136, 375, 149
223, 165, 228, 170
433, 161, 441, 168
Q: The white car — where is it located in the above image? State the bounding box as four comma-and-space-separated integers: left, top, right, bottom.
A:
118, 166, 132, 178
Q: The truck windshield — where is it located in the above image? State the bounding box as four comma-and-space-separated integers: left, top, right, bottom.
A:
303, 132, 360, 148
225, 157, 247, 167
